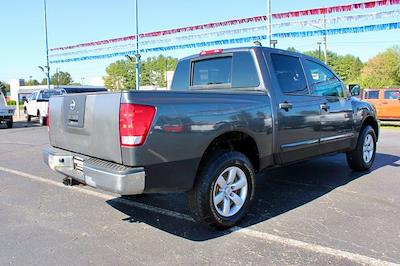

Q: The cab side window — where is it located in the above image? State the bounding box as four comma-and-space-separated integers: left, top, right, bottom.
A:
305, 60, 344, 97
270, 54, 308, 95
384, 90, 400, 99
364, 90, 379, 99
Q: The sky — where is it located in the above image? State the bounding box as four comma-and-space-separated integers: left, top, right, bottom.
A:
1, 0, 399, 85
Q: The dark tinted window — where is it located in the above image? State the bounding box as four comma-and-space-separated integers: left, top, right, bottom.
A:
192, 57, 232, 86
364, 90, 379, 99
31, 92, 38, 100
306, 60, 343, 97
270, 54, 308, 94
38, 90, 63, 100
171, 59, 190, 91
232, 52, 260, 88
384, 90, 400, 99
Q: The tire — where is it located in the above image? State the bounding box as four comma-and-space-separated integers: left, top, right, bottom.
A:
6, 117, 13, 128
188, 151, 255, 229
40, 115, 47, 126
26, 113, 31, 122
346, 125, 376, 171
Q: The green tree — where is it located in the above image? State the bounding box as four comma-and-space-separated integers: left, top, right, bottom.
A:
304, 50, 363, 84
103, 59, 134, 90
0, 81, 10, 95
24, 79, 40, 86
286, 47, 299, 53
359, 47, 400, 88
41, 78, 47, 85
103, 55, 178, 91
51, 71, 73, 85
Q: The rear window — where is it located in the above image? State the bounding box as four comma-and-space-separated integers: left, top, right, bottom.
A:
189, 52, 260, 89
384, 90, 400, 99
364, 90, 379, 99
38, 90, 64, 100
192, 57, 232, 86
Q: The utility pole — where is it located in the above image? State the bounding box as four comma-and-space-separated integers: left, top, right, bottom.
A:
43, 0, 51, 90
56, 68, 60, 89
165, 58, 168, 89
134, 0, 141, 91
317, 42, 322, 60
323, 13, 328, 64
267, 0, 272, 47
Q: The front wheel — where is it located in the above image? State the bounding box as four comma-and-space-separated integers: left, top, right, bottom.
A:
188, 151, 255, 229
346, 125, 377, 171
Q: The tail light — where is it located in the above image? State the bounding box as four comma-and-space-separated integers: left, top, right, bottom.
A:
46, 104, 50, 130
119, 103, 156, 147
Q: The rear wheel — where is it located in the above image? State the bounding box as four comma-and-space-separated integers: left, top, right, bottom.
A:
188, 151, 255, 229
6, 117, 13, 128
26, 112, 31, 122
39, 115, 47, 126
346, 125, 376, 171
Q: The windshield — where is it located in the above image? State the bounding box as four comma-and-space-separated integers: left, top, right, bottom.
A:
38, 90, 64, 100
0, 91, 5, 106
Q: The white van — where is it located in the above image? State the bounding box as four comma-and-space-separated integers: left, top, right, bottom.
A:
0, 91, 15, 128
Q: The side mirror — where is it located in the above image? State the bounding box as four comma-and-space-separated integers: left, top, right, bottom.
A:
349, 84, 361, 96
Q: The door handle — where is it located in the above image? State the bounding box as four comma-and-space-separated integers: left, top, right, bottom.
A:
279, 102, 293, 111
320, 103, 330, 111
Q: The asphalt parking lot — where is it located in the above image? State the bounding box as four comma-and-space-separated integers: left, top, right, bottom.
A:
0, 120, 399, 265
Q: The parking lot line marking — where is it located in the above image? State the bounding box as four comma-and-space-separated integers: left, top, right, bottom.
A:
0, 165, 398, 266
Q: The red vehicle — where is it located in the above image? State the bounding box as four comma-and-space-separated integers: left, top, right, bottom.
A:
362, 88, 400, 120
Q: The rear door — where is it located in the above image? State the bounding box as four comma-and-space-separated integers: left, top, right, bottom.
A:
380, 89, 400, 120
303, 59, 354, 154
49, 92, 123, 164
267, 52, 323, 163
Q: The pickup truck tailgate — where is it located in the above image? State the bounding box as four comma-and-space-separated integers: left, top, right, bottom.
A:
49, 93, 122, 164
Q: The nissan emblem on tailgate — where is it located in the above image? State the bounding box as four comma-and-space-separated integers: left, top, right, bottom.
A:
70, 100, 76, 111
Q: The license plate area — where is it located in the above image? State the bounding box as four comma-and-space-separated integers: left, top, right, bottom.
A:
73, 156, 84, 172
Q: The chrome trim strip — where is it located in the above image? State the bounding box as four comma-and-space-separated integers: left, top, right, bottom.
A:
281, 139, 319, 151
320, 133, 355, 143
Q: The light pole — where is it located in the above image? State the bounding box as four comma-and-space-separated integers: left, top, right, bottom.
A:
267, 0, 272, 47
43, 0, 51, 90
38, 66, 50, 87
56, 68, 60, 89
311, 16, 328, 64
134, 0, 140, 91
317, 42, 322, 60
165, 58, 168, 89
125, 55, 135, 89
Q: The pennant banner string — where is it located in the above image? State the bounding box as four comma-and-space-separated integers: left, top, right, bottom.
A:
49, 11, 400, 59
273, 0, 400, 19
49, 0, 400, 52
50, 22, 400, 64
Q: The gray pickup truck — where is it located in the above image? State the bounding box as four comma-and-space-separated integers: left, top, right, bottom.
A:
44, 47, 379, 228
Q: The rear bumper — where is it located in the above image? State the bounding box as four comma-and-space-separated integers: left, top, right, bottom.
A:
43, 146, 145, 195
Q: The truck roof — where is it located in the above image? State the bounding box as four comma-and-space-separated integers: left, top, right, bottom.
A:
181, 46, 323, 64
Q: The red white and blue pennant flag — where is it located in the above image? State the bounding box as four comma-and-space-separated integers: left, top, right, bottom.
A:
50, 22, 400, 64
